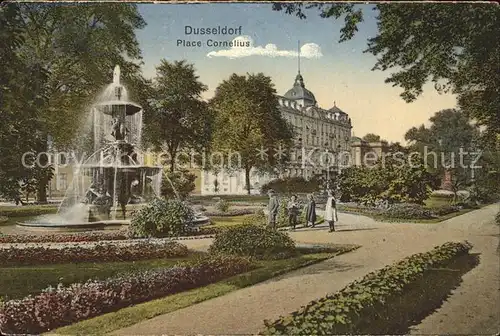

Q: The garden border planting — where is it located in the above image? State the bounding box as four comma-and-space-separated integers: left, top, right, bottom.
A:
0, 230, 129, 244
0, 255, 253, 334
0, 241, 188, 266
204, 208, 257, 217
261, 241, 473, 335
51, 244, 358, 335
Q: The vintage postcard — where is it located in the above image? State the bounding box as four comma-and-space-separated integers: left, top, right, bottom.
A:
0, 1, 499, 335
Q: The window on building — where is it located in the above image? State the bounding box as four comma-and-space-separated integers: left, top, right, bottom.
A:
57, 173, 68, 191
59, 153, 67, 165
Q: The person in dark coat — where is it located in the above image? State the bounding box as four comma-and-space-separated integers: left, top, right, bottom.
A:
267, 189, 279, 229
287, 194, 299, 230
305, 193, 317, 227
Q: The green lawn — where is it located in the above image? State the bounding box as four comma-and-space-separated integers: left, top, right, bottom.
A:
49, 247, 356, 335
0, 253, 202, 300
205, 214, 252, 228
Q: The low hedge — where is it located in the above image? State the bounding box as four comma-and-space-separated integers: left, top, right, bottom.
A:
0, 241, 188, 266
0, 255, 253, 334
0, 206, 58, 218
261, 241, 472, 335
209, 224, 296, 260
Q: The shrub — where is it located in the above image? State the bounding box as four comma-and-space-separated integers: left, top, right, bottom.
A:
276, 200, 288, 228
496, 210, 500, 225
380, 203, 435, 220
214, 199, 230, 213
261, 241, 472, 335
129, 198, 195, 238
0, 241, 188, 266
0, 255, 253, 334
160, 169, 196, 200
242, 209, 267, 226
205, 208, 256, 217
209, 224, 296, 260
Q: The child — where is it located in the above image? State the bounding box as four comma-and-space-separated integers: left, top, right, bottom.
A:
287, 194, 299, 230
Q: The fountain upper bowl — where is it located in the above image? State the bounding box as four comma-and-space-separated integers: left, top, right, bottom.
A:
94, 101, 142, 115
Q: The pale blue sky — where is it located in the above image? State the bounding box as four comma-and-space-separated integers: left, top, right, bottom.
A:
135, 3, 457, 143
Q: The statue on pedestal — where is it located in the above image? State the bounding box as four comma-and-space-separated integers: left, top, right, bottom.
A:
111, 117, 128, 141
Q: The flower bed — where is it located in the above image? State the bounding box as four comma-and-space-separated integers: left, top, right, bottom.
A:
0, 230, 129, 244
261, 241, 472, 335
427, 204, 461, 216
0, 241, 188, 266
378, 203, 435, 220
0, 255, 253, 334
337, 204, 383, 216
204, 208, 257, 217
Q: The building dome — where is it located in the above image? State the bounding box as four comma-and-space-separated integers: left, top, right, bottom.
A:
283, 73, 316, 106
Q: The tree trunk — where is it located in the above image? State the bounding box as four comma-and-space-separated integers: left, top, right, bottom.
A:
245, 166, 251, 195
36, 177, 48, 204
168, 146, 177, 173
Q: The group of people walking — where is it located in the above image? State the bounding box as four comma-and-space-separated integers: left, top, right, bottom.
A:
267, 189, 338, 232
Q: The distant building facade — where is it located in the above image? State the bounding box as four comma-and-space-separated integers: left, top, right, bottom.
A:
350, 137, 390, 167
200, 72, 353, 195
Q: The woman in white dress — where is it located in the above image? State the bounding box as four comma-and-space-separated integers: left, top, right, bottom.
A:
324, 190, 338, 232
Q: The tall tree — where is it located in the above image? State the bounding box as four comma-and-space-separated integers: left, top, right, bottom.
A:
273, 3, 500, 147
0, 4, 48, 202
144, 60, 212, 173
210, 73, 294, 194
405, 109, 482, 200
362, 133, 382, 142
1, 3, 146, 202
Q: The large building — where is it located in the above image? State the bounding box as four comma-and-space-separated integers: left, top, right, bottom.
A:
200, 71, 353, 195
350, 136, 390, 167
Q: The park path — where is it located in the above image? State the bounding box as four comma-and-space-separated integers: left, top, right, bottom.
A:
114, 204, 499, 335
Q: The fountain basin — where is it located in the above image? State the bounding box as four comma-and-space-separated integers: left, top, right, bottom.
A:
17, 215, 211, 232
17, 220, 129, 232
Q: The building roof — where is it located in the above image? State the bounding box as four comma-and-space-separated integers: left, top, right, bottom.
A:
328, 104, 346, 114
283, 73, 317, 106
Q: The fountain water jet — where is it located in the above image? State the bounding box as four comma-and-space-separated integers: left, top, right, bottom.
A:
19, 65, 209, 230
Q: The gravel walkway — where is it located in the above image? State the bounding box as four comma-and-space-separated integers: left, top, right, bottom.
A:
113, 204, 499, 335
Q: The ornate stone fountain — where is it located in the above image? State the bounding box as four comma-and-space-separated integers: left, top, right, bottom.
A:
18, 65, 209, 230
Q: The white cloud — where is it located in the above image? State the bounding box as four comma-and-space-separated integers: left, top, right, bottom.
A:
206, 36, 323, 59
